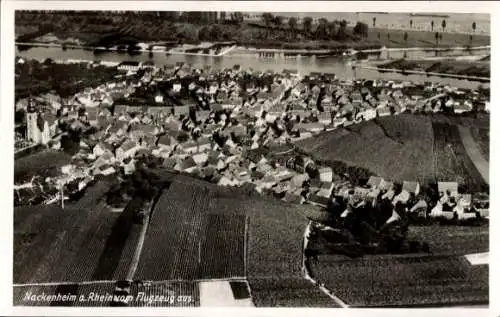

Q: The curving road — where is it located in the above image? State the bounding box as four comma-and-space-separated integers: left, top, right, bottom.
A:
302, 221, 349, 308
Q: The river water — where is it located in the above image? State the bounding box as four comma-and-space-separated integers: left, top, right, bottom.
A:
17, 46, 488, 90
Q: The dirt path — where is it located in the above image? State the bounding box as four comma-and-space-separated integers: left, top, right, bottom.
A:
458, 125, 489, 184
302, 222, 349, 308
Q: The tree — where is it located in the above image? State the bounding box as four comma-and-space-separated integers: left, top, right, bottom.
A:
410, 19, 413, 29
372, 17, 376, 27
435, 32, 439, 46
43, 58, 54, 65
274, 15, 283, 28
404, 31, 408, 44
288, 17, 298, 39
198, 26, 211, 41
302, 16, 313, 35
209, 24, 223, 41
472, 21, 477, 33
431, 20, 434, 31
441, 19, 446, 32
353, 22, 369, 38
261, 12, 274, 37
336, 19, 348, 40
231, 12, 244, 24
327, 21, 337, 40
274, 15, 284, 38
315, 18, 328, 40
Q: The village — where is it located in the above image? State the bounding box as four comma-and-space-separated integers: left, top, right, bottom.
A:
14, 57, 490, 223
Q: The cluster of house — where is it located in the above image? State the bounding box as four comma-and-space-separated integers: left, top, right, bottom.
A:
244, 149, 489, 223
14, 59, 489, 214
337, 176, 490, 222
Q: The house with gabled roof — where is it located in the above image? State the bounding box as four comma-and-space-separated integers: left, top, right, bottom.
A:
157, 134, 178, 149
393, 189, 411, 205
367, 176, 384, 189
115, 140, 139, 161
377, 107, 391, 117
410, 199, 428, 218
438, 181, 459, 197
319, 167, 333, 183
174, 156, 197, 173
128, 124, 159, 141
113, 105, 128, 116
93, 142, 114, 157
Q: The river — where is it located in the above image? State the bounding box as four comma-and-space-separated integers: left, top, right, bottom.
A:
17, 46, 488, 90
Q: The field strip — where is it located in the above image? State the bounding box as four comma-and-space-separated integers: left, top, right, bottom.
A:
302, 221, 349, 308
447, 231, 489, 237
457, 125, 489, 184
14, 276, 251, 288
127, 199, 156, 280
244, 215, 248, 278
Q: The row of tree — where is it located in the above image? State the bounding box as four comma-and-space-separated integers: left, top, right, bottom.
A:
372, 16, 478, 34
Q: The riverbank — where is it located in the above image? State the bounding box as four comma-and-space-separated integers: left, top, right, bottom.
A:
371, 58, 490, 79
16, 12, 489, 54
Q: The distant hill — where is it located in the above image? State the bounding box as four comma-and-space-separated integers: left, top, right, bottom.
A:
295, 113, 489, 192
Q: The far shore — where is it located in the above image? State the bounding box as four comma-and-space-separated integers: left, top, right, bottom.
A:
352, 64, 490, 82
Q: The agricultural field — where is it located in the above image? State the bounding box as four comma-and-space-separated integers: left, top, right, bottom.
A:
408, 225, 489, 255
296, 114, 435, 184
14, 149, 72, 184
309, 223, 488, 307
470, 127, 490, 161
13, 194, 145, 284
198, 214, 246, 279
249, 277, 341, 307
134, 181, 216, 281
311, 253, 488, 307
133, 174, 336, 306
296, 113, 489, 188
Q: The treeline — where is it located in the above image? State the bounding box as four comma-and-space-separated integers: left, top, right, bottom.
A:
16, 10, 372, 46
15, 59, 119, 100
16, 23, 53, 42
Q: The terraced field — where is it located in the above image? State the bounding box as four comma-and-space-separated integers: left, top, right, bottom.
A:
296, 113, 489, 188
312, 253, 488, 307
14, 191, 145, 284
198, 214, 246, 279
309, 224, 489, 307
134, 181, 215, 280
134, 174, 337, 306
